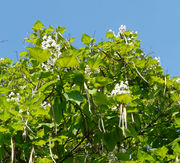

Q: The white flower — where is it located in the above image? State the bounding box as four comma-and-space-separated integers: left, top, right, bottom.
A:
43, 35, 47, 40
0, 58, 4, 61
154, 57, 160, 64
9, 92, 15, 97
116, 25, 127, 38
41, 101, 50, 109
111, 105, 118, 111
47, 57, 56, 66
14, 97, 19, 102
85, 65, 91, 76
111, 81, 129, 96
119, 25, 126, 34
19, 109, 23, 114
48, 36, 52, 40
176, 78, 180, 84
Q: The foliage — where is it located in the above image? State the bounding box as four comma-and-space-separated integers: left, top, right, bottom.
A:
0, 20, 179, 162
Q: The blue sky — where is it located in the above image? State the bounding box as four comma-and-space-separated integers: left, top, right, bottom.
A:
0, 0, 180, 77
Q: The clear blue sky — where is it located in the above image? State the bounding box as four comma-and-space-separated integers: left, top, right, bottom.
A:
0, 0, 180, 77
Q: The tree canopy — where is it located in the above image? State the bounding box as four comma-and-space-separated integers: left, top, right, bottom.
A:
0, 21, 179, 162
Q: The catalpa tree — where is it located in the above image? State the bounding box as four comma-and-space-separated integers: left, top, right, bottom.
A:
0, 21, 179, 162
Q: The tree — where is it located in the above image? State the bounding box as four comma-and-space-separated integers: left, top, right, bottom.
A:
0, 21, 179, 162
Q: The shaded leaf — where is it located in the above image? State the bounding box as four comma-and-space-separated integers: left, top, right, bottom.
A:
64, 91, 83, 105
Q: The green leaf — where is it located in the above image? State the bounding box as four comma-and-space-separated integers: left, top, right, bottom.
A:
56, 26, 66, 34
137, 150, 155, 161
126, 123, 138, 140
87, 55, 102, 70
123, 30, 131, 37
94, 93, 108, 105
64, 91, 83, 105
37, 128, 45, 138
81, 33, 91, 45
175, 116, 180, 126
116, 94, 132, 104
103, 128, 123, 152
106, 32, 114, 39
151, 76, 164, 84
94, 77, 113, 87
0, 86, 10, 94
56, 55, 79, 67
52, 96, 64, 124
44, 25, 54, 34
32, 20, 44, 31
34, 140, 46, 146
150, 146, 168, 159
10, 122, 24, 132
172, 142, 180, 155
117, 152, 130, 161
36, 158, 53, 163
68, 38, 75, 43
19, 51, 28, 57
39, 80, 57, 92
26, 47, 51, 64
0, 126, 9, 133
103, 132, 116, 151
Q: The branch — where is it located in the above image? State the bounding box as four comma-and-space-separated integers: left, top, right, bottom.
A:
97, 47, 119, 62
60, 136, 86, 162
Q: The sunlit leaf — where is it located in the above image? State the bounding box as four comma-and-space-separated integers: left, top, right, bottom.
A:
26, 47, 51, 64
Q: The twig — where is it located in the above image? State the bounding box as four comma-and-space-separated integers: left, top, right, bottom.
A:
97, 47, 119, 62
49, 137, 56, 163
24, 119, 35, 135
31, 73, 41, 98
60, 136, 86, 162
84, 82, 92, 114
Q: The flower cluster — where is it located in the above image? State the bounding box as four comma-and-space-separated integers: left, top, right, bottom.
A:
41, 35, 61, 71
117, 25, 127, 37
42, 35, 60, 52
111, 81, 129, 96
0, 58, 4, 62
84, 65, 100, 76
85, 65, 91, 75
108, 25, 137, 47
7, 91, 21, 104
